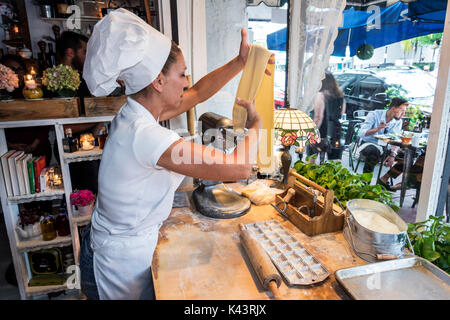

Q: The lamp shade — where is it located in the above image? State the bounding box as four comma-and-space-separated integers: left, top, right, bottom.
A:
274, 108, 316, 131
274, 108, 321, 148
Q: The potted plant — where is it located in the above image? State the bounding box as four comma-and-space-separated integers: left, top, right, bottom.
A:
42, 64, 80, 98
0, 63, 19, 101
15, 209, 42, 240
408, 216, 450, 274
70, 189, 95, 216
294, 159, 400, 212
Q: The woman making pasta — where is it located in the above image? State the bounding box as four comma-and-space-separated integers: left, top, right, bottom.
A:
80, 9, 273, 300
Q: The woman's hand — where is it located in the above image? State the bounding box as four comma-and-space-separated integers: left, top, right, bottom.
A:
236, 97, 261, 129
238, 28, 250, 67
238, 28, 275, 76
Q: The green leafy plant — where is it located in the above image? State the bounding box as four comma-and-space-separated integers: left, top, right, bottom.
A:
408, 216, 450, 274
385, 85, 408, 101
405, 104, 425, 131
294, 157, 400, 211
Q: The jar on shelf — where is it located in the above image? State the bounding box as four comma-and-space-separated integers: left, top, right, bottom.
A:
23, 74, 43, 99
79, 133, 95, 151
55, 208, 70, 237
51, 166, 63, 188
40, 212, 57, 241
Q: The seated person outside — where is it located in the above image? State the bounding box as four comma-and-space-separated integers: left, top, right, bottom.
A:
356, 97, 408, 181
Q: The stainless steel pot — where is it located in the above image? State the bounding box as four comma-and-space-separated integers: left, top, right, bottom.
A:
343, 199, 414, 262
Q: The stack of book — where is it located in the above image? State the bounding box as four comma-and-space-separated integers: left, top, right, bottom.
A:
0, 151, 51, 197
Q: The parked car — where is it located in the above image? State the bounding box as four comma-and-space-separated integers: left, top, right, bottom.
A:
274, 86, 285, 108
334, 66, 436, 119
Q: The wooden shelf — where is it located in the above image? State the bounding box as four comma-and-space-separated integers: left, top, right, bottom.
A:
7, 188, 65, 204
42, 16, 101, 23
17, 236, 72, 253
26, 283, 68, 298
2, 39, 25, 47
63, 147, 103, 163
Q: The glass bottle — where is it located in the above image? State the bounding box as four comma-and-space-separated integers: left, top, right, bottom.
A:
47, 43, 56, 67
55, 207, 70, 237
40, 212, 57, 241
98, 123, 109, 149
37, 41, 49, 72
62, 128, 79, 153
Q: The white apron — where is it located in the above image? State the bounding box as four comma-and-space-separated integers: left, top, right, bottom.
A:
89, 97, 185, 299
90, 223, 160, 300
91, 170, 184, 300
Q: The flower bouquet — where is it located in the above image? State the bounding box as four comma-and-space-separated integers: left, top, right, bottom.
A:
15, 208, 42, 240
42, 64, 80, 97
70, 189, 95, 216
0, 63, 19, 100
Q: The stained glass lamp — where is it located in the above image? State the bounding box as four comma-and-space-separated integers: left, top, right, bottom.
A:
273, 108, 320, 188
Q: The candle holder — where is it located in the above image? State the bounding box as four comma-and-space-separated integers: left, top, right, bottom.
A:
80, 133, 95, 151
23, 74, 43, 99
52, 167, 63, 187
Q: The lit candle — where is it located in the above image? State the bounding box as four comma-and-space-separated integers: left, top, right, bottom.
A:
13, 25, 19, 35
24, 74, 36, 89
53, 174, 62, 186
82, 140, 92, 150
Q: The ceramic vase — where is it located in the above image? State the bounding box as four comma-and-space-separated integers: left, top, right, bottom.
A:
78, 202, 94, 217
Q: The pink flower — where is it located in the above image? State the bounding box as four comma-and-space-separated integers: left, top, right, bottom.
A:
70, 189, 95, 207
281, 132, 298, 147
0, 64, 18, 91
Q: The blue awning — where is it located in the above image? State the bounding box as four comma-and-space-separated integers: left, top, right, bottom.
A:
266, 0, 447, 56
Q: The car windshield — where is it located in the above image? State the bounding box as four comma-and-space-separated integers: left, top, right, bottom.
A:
376, 70, 437, 99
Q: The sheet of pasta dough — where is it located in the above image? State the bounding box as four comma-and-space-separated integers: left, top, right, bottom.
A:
232, 44, 275, 173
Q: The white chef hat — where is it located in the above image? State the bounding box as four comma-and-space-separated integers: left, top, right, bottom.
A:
83, 8, 172, 96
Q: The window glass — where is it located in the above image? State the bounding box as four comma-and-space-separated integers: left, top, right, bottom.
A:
323, 1, 446, 213
204, 1, 287, 118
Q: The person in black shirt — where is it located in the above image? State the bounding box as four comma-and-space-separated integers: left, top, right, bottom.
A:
57, 31, 103, 193
308, 72, 346, 163
57, 31, 91, 98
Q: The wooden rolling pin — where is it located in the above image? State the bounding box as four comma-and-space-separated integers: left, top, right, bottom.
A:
186, 75, 196, 136
239, 224, 282, 300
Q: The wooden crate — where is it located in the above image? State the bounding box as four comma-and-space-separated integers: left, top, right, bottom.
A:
0, 98, 79, 121
275, 169, 345, 236
84, 96, 127, 117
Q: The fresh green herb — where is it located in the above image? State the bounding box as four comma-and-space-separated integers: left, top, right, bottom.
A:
405, 104, 426, 131
294, 158, 400, 211
408, 216, 450, 274
386, 85, 408, 101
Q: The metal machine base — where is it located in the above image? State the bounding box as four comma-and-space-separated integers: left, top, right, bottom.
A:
192, 184, 251, 219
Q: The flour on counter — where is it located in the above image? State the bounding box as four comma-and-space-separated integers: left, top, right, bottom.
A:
351, 209, 401, 234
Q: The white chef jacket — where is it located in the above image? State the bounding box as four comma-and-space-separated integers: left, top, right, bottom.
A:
90, 97, 184, 299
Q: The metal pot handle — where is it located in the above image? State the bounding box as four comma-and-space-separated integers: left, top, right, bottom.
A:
405, 232, 415, 256
345, 214, 415, 259
334, 196, 346, 215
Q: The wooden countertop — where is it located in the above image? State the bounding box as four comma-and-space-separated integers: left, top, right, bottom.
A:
151, 193, 368, 300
